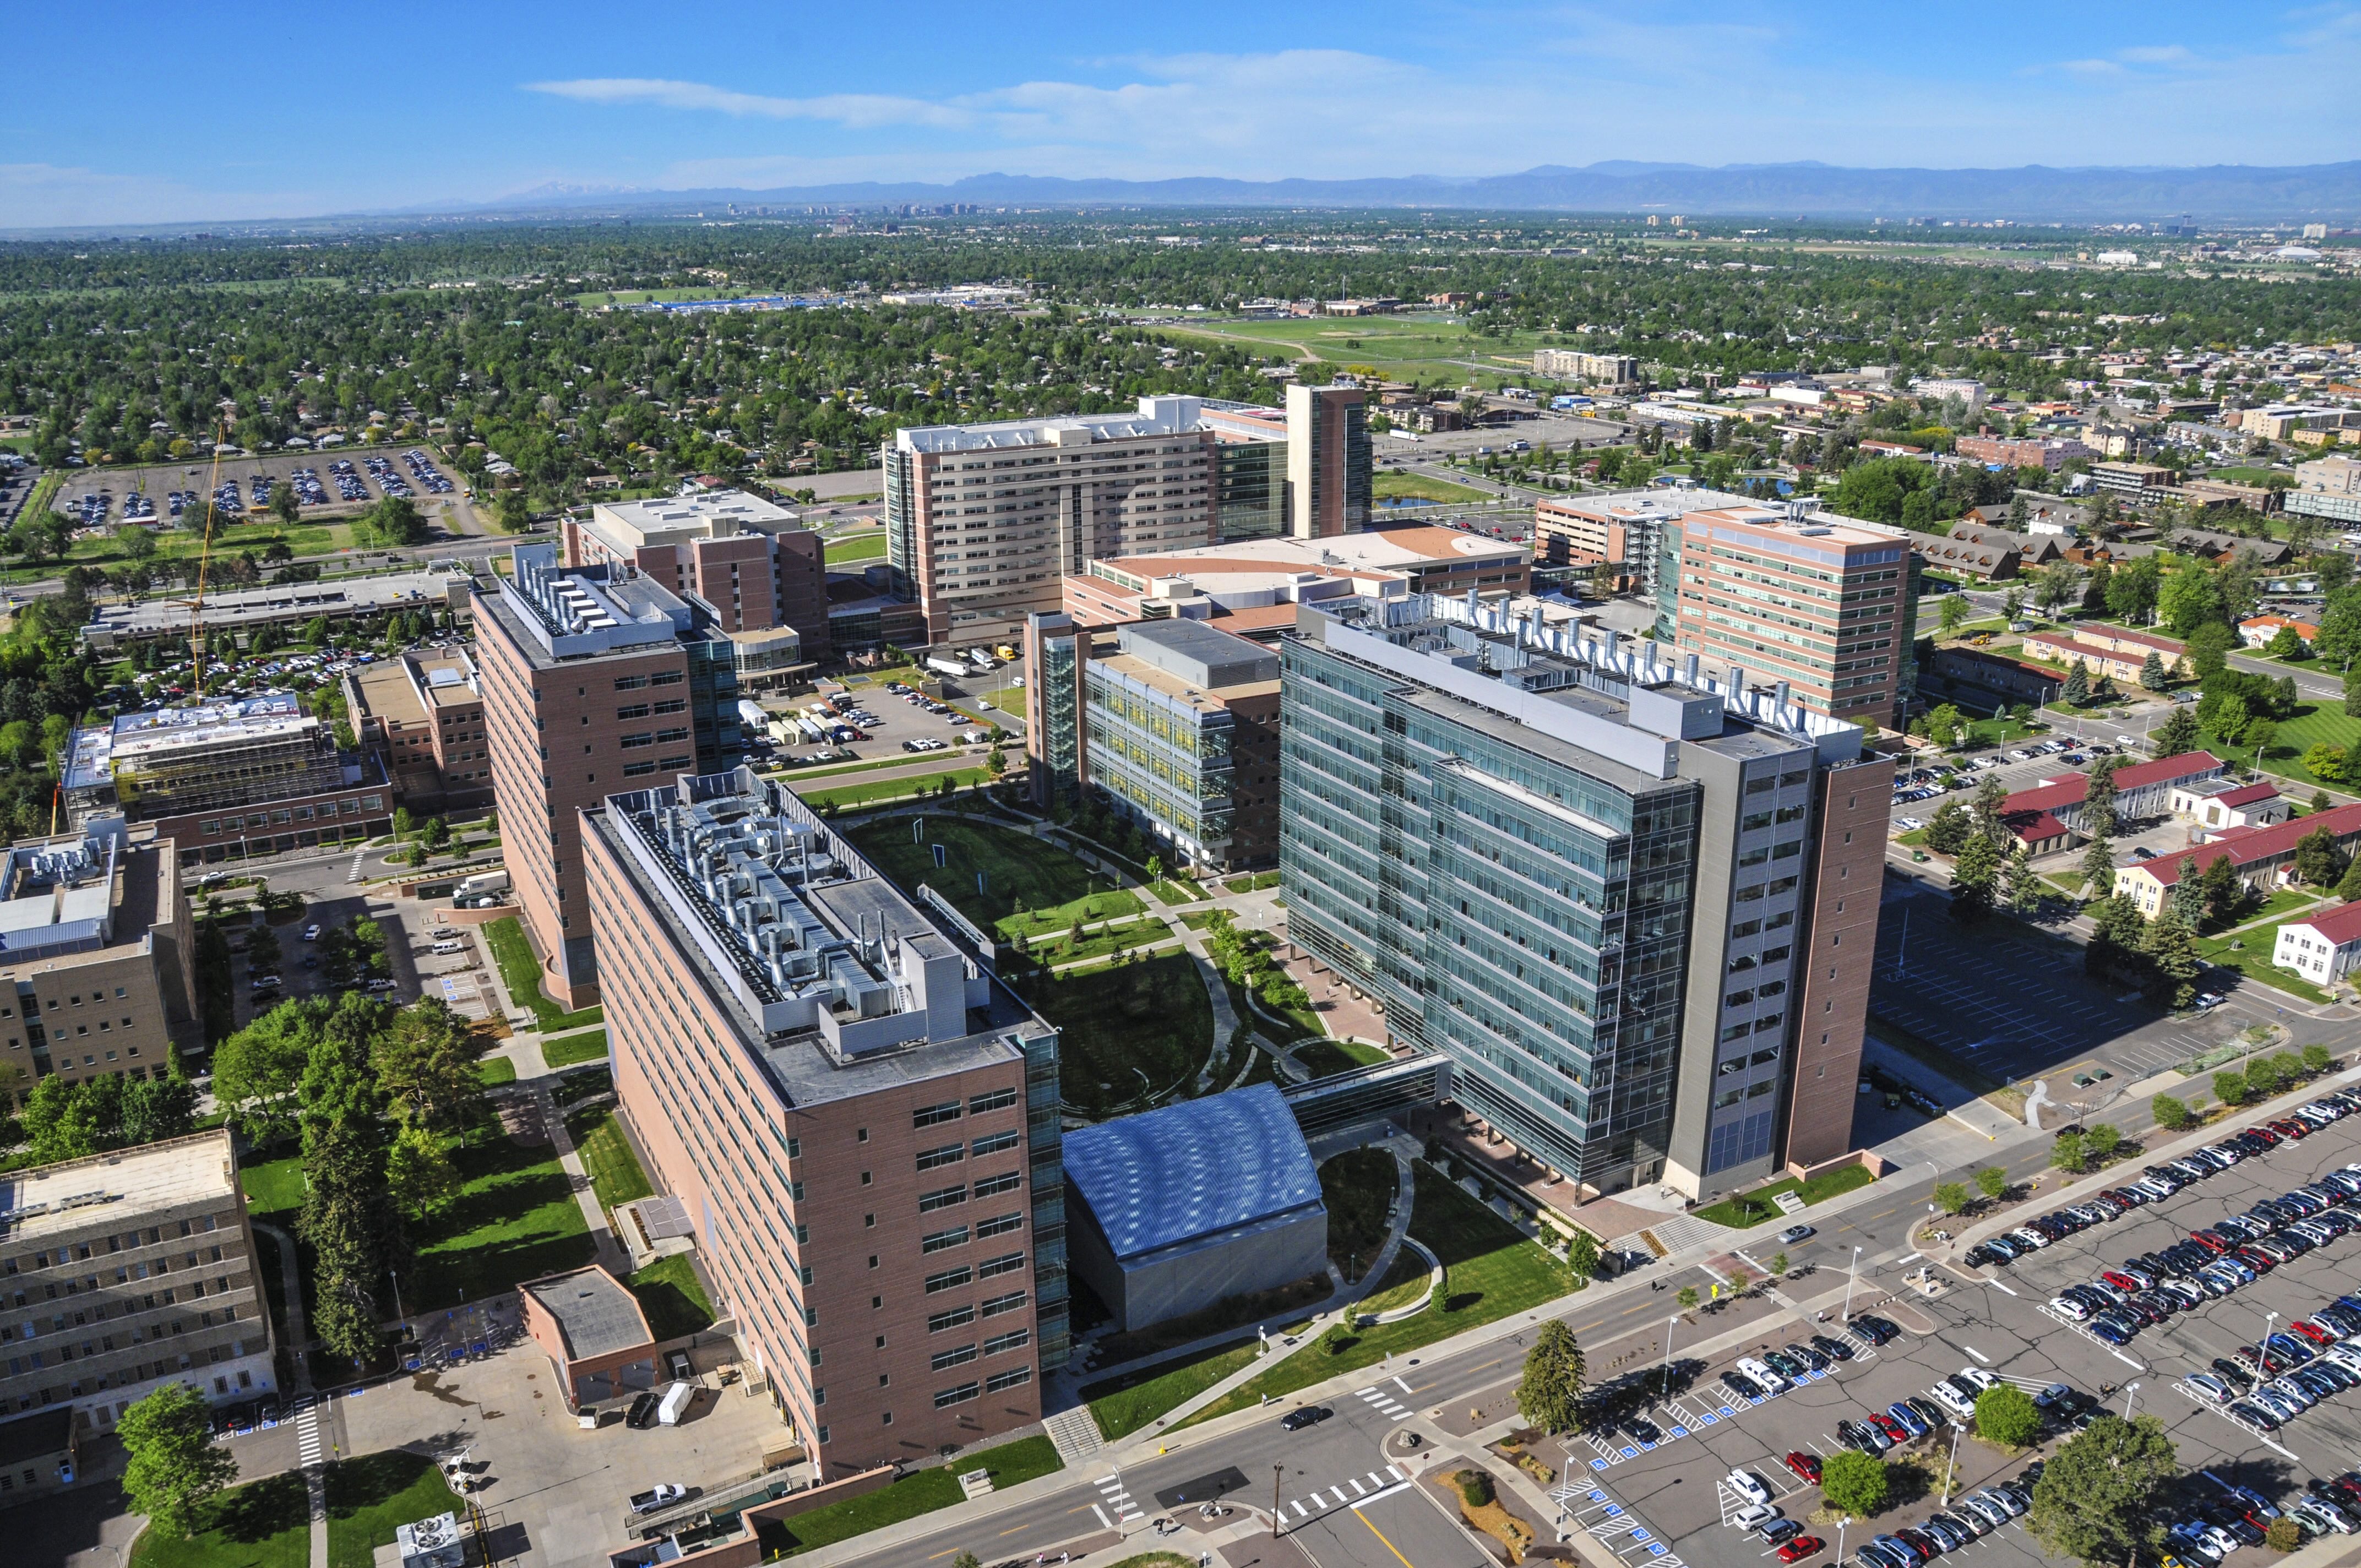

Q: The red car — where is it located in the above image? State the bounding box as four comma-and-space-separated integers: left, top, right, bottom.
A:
2099, 1270, 2142, 1293
1784, 1451, 1823, 1484
2190, 1233, 2233, 1254
2294, 1320, 2338, 1346
2272, 1118, 2311, 1140
1778, 1539, 1825, 1564
1870, 1413, 1910, 1444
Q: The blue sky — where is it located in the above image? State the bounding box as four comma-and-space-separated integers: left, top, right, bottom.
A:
6, 1, 2359, 228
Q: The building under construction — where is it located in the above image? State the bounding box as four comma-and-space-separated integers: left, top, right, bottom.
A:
61, 695, 394, 867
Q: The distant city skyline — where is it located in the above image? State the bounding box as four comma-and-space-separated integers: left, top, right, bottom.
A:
4, 1, 2359, 228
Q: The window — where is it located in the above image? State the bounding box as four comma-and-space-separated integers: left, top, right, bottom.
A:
923, 1266, 972, 1294
933, 1381, 980, 1409
930, 1344, 977, 1372
914, 1099, 964, 1128
651, 671, 683, 686
981, 1291, 1026, 1317
927, 1306, 975, 1333
622, 760, 657, 777
616, 704, 650, 720
984, 1329, 1030, 1356
978, 1251, 1025, 1280
976, 1211, 1024, 1239
615, 674, 651, 690
916, 1142, 966, 1172
918, 1185, 967, 1213
618, 733, 654, 749
970, 1130, 1020, 1158
973, 1171, 1021, 1199
968, 1087, 1018, 1114
986, 1365, 1033, 1393
920, 1226, 970, 1254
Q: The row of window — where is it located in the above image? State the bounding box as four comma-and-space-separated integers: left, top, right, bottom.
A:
932, 1363, 1034, 1406
913, 1086, 1018, 1128
925, 1291, 1029, 1333
198, 795, 382, 835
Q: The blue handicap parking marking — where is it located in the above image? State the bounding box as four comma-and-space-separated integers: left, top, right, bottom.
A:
1647, 1545, 1668, 1556
1590, 1492, 1607, 1502
1639, 1441, 1655, 1451
1668, 1425, 1687, 1437
1717, 1406, 1735, 1417
1592, 1458, 1611, 1471
1632, 1530, 1652, 1542
1806, 1369, 1825, 1381
1604, 1504, 1624, 1517
1620, 1447, 1638, 1458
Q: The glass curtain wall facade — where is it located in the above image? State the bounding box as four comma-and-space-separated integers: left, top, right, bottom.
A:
1084, 663, 1237, 865
1216, 439, 1287, 541
1280, 632, 1700, 1190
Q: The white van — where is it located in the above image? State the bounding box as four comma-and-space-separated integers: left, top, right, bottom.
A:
656, 1381, 695, 1427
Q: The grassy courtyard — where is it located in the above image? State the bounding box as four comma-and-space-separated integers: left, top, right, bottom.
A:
1375, 470, 1491, 504
482, 916, 606, 1032
628, 1253, 716, 1341
2196, 925, 2335, 1004
1015, 950, 1214, 1119
130, 1449, 462, 1568
569, 1104, 656, 1214
1296, 1038, 1390, 1077
759, 1436, 1061, 1556
540, 1027, 610, 1068
845, 816, 1144, 940
1693, 1162, 1877, 1228
407, 1119, 596, 1310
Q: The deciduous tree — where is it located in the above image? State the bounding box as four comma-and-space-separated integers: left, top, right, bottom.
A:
119, 1382, 238, 1538
2027, 1416, 2177, 1566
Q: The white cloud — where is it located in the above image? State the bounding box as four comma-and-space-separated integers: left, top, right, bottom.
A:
2117, 44, 2195, 64
523, 78, 973, 131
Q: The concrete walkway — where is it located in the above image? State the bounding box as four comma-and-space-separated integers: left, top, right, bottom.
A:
250, 1221, 329, 1568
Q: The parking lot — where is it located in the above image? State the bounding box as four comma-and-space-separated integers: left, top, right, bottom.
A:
46, 443, 466, 524
755, 671, 1006, 769
1525, 1098, 2361, 1568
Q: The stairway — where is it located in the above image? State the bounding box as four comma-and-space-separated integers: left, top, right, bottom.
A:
1043, 1402, 1106, 1465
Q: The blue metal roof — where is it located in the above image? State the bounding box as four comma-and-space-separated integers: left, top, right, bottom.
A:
1061, 1084, 1324, 1261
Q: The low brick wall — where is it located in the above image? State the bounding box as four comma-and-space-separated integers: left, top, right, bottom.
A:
742, 1464, 897, 1529
1785, 1148, 1888, 1184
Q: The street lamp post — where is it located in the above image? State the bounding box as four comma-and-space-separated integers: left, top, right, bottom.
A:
1273, 1463, 1284, 1538
1662, 1314, 1678, 1401
1843, 1245, 1864, 1324
2123, 1381, 2141, 1422
1944, 1420, 1963, 1505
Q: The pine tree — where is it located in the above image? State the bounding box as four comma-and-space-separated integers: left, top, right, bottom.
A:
2170, 857, 2206, 923
2151, 707, 2201, 759
2139, 649, 2168, 692
2004, 839, 2042, 914
2142, 907, 2205, 1008
2080, 835, 2117, 899
1514, 1320, 1587, 1433
2062, 660, 2091, 707
1953, 834, 2000, 922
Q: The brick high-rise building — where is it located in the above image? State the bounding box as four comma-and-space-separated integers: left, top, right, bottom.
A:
1666, 504, 1920, 728
476, 546, 744, 1008
1283, 383, 1370, 540
565, 489, 831, 666
581, 767, 1065, 1476
1279, 591, 1889, 1200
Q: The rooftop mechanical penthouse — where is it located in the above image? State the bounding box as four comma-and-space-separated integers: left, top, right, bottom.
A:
1280, 591, 1892, 1202
581, 768, 1063, 1476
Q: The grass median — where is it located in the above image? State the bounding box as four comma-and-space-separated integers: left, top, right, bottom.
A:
540, 1027, 610, 1069
759, 1435, 1061, 1556
482, 916, 605, 1031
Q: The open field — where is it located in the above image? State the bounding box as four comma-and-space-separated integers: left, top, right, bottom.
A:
1016, 949, 1213, 1119
844, 816, 1140, 938
1155, 314, 1563, 388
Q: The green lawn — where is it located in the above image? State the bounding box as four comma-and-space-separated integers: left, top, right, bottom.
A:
1017, 916, 1171, 968
2197, 925, 2335, 1004
824, 532, 889, 564
845, 816, 1143, 940
131, 1470, 311, 1568
1016, 950, 1213, 1119
477, 1056, 518, 1086
1321, 1147, 1399, 1278
761, 1436, 1061, 1556
1182, 1164, 1580, 1424
629, 1253, 716, 1341
569, 1104, 655, 1214
408, 1125, 595, 1310
1149, 877, 1209, 906
1693, 1163, 1878, 1228
481, 917, 606, 1031
2203, 886, 2321, 938
1296, 1038, 1390, 1078
1085, 1342, 1261, 1441
1223, 871, 1283, 894
540, 1027, 611, 1069
976, 684, 1026, 715
1375, 470, 1491, 503
324, 1451, 464, 1568
240, 1152, 306, 1224
2238, 703, 2361, 791
798, 766, 991, 812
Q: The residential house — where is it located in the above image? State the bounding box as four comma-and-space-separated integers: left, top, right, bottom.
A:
1944, 523, 2065, 570
2239, 614, 2319, 649
2273, 901, 2361, 986
2170, 778, 2289, 835
1914, 536, 2020, 581
2018, 625, 2185, 687
1997, 751, 2225, 851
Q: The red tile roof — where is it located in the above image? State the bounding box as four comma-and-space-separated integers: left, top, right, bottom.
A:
2139, 802, 2361, 886
2212, 782, 2283, 809
2289, 900, 2361, 948
1999, 751, 2223, 818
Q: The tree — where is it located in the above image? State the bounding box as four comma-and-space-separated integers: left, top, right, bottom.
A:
271, 481, 301, 527
373, 998, 486, 1131
2027, 1415, 2178, 1567
1925, 801, 1972, 856
122, 1072, 199, 1146
2142, 906, 2205, 1008
2267, 624, 2308, 661
20, 1073, 100, 1163
1975, 1166, 2009, 1200
119, 1382, 239, 1539
2306, 743, 2349, 783
1675, 1286, 1700, 1312
2294, 825, 2346, 887
2200, 852, 2246, 925
1925, 704, 1964, 749
353, 496, 427, 548
1820, 1450, 1890, 1518
2062, 660, 2091, 707
2002, 839, 2041, 915
2159, 569, 2229, 638
1935, 1182, 1972, 1215
1565, 1229, 1601, 1279
2214, 1069, 2251, 1106
2085, 1123, 2121, 1162
385, 1123, 463, 1222
2050, 1130, 2086, 1174
2079, 835, 2116, 897
2304, 1043, 2333, 1074
2152, 1095, 2192, 1131
2150, 706, 2201, 759
1514, 1319, 1587, 1434
2104, 556, 2162, 625
213, 998, 323, 1146
1939, 595, 1970, 638
2139, 649, 2168, 692
1951, 832, 2000, 922
2348, 673, 2361, 721
2082, 759, 2120, 839
2185, 620, 2235, 679
1975, 1384, 2042, 1449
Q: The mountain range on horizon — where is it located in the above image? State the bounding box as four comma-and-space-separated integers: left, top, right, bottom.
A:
448, 160, 2361, 226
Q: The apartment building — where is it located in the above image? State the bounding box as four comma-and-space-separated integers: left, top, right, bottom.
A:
59, 696, 394, 869
476, 545, 745, 1008
1533, 350, 1641, 385
565, 489, 832, 666
2288, 455, 2361, 526
882, 396, 1221, 647
581, 768, 1064, 1477
0, 820, 201, 1094
1667, 504, 1920, 728
1060, 526, 1529, 635
1953, 434, 2094, 471
1280, 592, 1890, 1201
1020, 616, 1281, 871
0, 1129, 274, 1466
341, 647, 492, 809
